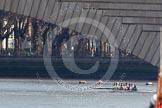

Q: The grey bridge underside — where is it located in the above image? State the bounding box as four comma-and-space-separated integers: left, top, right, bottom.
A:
0, 0, 161, 67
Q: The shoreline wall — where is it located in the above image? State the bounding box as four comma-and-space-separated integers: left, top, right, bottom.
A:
0, 57, 158, 80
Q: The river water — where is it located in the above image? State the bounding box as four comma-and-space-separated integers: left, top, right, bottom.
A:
0, 79, 157, 108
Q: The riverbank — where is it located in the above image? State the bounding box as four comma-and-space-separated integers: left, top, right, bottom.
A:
0, 57, 158, 80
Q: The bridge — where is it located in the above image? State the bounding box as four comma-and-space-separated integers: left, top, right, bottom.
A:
0, 0, 161, 67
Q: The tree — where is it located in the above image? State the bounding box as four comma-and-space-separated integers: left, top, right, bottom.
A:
13, 15, 29, 56
0, 11, 14, 55
32, 19, 52, 56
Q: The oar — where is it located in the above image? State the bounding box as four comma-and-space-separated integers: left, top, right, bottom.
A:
93, 87, 113, 90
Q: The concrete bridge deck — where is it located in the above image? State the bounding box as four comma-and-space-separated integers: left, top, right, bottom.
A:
0, 0, 161, 67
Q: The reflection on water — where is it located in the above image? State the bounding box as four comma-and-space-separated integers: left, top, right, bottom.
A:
0, 79, 157, 108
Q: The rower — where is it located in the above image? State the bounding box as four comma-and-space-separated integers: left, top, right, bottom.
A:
149, 94, 157, 108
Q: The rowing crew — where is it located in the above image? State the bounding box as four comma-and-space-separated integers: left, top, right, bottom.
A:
112, 82, 137, 91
